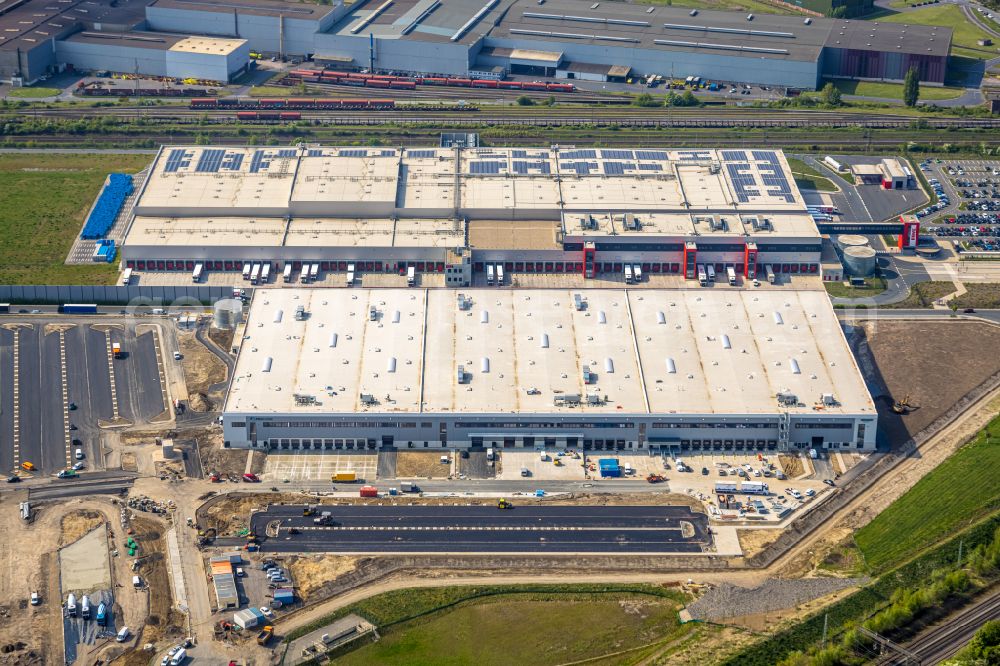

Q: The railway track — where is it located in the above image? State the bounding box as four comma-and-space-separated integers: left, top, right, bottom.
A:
877, 588, 1000, 665
12, 106, 1000, 129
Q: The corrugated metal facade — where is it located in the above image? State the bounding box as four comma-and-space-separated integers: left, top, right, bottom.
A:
821, 48, 947, 84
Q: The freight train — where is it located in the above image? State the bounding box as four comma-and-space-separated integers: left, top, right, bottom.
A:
285, 69, 575, 93
190, 98, 396, 110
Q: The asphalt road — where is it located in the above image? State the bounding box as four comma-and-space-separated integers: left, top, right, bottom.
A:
0, 329, 14, 474
112, 328, 165, 424
251, 505, 710, 554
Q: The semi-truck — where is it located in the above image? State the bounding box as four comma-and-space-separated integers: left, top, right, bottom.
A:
766, 265, 776, 284
310, 263, 319, 283
121, 268, 133, 285
496, 264, 504, 286
706, 265, 716, 282
242, 262, 252, 280
332, 471, 357, 482
261, 263, 271, 284
192, 263, 203, 283
346, 263, 355, 286
81, 595, 91, 619
282, 263, 293, 282
67, 593, 77, 616
624, 264, 633, 284
727, 266, 737, 286
250, 263, 261, 285
406, 266, 415, 287
112, 343, 122, 359
486, 264, 494, 285
632, 264, 642, 283
697, 265, 707, 286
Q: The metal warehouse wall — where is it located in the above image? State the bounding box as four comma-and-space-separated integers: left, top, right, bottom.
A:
312, 33, 474, 76
822, 47, 946, 84
0, 284, 238, 304
145, 7, 320, 57
483, 37, 823, 89
0, 40, 57, 83
55, 41, 168, 77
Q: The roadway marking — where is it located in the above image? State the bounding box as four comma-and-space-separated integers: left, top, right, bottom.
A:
58, 330, 71, 467
11, 329, 19, 469
293, 525, 682, 532
104, 331, 120, 420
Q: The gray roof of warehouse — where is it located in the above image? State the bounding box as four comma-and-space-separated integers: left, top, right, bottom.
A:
62, 31, 185, 50
491, 0, 951, 59
359, 0, 952, 59
150, 0, 337, 19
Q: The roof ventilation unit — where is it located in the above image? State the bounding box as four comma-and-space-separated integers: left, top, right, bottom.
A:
273, 310, 283, 323
329, 333, 338, 347
392, 310, 401, 323
457, 365, 468, 384
821, 393, 837, 406
387, 357, 397, 373
574, 293, 586, 310
657, 311, 666, 325
457, 293, 472, 310
480, 310, 489, 323
666, 357, 677, 374
721, 334, 732, 349
261, 357, 273, 373
773, 312, 784, 325
481, 357, 490, 373
598, 311, 607, 324
554, 393, 582, 406
360, 393, 377, 405
776, 391, 797, 406
540, 333, 550, 348
790, 358, 801, 374
623, 213, 641, 231
604, 357, 614, 374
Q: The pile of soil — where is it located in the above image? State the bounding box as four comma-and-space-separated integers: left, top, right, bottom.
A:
188, 392, 211, 412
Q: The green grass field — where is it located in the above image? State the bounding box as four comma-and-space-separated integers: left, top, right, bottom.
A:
335, 593, 689, 666
7, 87, 60, 99
821, 79, 965, 101
823, 275, 887, 298
881, 5, 999, 60
855, 417, 1000, 571
0, 153, 151, 285
786, 157, 840, 192
884, 280, 956, 308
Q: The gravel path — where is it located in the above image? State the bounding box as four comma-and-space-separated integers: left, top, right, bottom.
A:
686, 577, 869, 621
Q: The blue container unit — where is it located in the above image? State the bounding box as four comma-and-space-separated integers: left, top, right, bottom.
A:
598, 458, 621, 478
92, 239, 116, 263
81, 173, 133, 240
273, 587, 295, 605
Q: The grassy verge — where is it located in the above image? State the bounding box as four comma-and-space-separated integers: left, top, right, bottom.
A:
246, 85, 295, 97
823, 79, 964, 101
333, 592, 691, 666
856, 416, 1000, 571
722, 510, 1000, 666
786, 157, 839, 192
286, 584, 687, 643
7, 87, 61, 98
949, 283, 1000, 309
0, 153, 151, 284
885, 280, 956, 307
881, 5, 1000, 60
823, 275, 887, 298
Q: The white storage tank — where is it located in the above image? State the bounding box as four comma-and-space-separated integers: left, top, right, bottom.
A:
213, 298, 243, 329
843, 245, 877, 276
837, 234, 869, 250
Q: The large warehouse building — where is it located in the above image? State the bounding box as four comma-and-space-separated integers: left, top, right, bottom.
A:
121, 145, 825, 281
0, 0, 951, 87
222, 287, 877, 453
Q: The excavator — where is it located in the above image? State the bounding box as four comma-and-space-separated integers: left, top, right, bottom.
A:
892, 394, 915, 414
497, 498, 513, 510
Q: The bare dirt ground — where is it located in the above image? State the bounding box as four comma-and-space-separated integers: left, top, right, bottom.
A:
60, 509, 104, 547
395, 451, 452, 478
207, 326, 235, 353
177, 330, 227, 410
196, 429, 263, 478
129, 516, 183, 646
645, 624, 758, 666
287, 555, 360, 601
851, 320, 1000, 446
777, 455, 803, 478
736, 529, 783, 559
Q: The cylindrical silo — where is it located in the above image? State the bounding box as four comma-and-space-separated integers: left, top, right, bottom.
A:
843, 246, 877, 276
837, 234, 869, 250
213, 298, 243, 329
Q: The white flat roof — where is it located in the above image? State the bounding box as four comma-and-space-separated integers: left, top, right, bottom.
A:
225, 288, 874, 417
133, 146, 813, 232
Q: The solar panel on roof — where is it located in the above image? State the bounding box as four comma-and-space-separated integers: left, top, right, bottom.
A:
195, 149, 226, 173
339, 149, 366, 157
677, 150, 711, 160
249, 150, 268, 173
635, 150, 668, 160
638, 163, 662, 171
221, 153, 244, 171
470, 161, 504, 174
561, 149, 597, 159
163, 149, 189, 173
722, 150, 748, 161
277, 149, 297, 158
307, 149, 324, 157
406, 150, 435, 158
601, 149, 634, 159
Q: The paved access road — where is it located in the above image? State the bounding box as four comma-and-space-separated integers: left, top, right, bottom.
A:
251, 505, 710, 554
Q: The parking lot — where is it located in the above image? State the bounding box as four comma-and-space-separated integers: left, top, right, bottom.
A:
497, 450, 587, 481
0, 318, 166, 476
817, 155, 928, 222
263, 453, 378, 483
920, 160, 1000, 253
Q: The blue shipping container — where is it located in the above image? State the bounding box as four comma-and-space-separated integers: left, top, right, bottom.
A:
273, 588, 294, 604
598, 458, 620, 478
